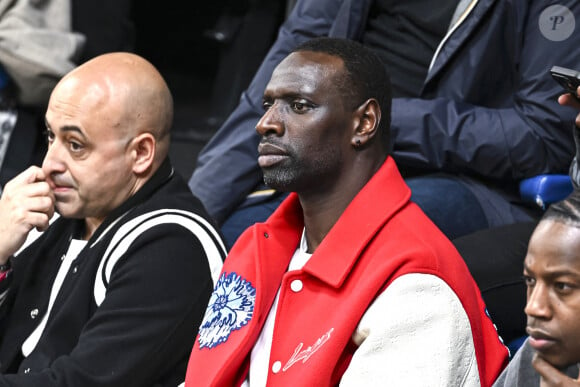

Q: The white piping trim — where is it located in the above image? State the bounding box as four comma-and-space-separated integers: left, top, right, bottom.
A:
94, 209, 225, 306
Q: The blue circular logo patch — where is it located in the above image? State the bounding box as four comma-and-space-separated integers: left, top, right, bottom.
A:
198, 272, 256, 349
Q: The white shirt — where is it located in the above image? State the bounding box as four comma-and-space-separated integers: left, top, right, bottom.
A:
22, 238, 87, 356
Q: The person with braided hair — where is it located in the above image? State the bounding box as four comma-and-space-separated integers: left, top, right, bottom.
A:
493, 188, 580, 386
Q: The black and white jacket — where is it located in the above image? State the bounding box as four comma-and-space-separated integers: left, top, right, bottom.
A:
0, 159, 226, 386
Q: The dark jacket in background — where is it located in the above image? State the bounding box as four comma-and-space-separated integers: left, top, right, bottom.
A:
190, 0, 580, 226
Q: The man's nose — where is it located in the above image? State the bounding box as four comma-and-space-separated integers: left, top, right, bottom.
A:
42, 141, 66, 174
524, 283, 552, 320
256, 103, 283, 136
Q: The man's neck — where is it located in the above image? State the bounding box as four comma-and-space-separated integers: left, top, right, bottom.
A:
83, 217, 103, 240
300, 154, 386, 253
300, 178, 368, 252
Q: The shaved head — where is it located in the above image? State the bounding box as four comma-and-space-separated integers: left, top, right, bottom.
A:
52, 52, 173, 164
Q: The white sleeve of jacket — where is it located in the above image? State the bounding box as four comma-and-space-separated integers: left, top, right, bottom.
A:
339, 273, 480, 387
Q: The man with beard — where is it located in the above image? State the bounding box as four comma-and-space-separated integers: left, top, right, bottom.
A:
0, 52, 226, 386
184, 37, 508, 386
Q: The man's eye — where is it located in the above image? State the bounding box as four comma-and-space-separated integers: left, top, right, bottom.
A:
554, 282, 573, 292
262, 101, 273, 111
523, 275, 535, 287
69, 141, 83, 152
45, 130, 55, 143
291, 102, 307, 112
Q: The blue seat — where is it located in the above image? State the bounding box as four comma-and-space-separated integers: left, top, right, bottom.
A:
519, 174, 573, 209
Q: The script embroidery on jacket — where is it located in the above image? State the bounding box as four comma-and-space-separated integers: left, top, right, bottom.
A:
198, 272, 256, 349
283, 328, 334, 372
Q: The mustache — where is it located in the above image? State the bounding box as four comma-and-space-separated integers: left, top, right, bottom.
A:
258, 139, 291, 155
526, 320, 556, 341
49, 174, 75, 188
259, 138, 285, 148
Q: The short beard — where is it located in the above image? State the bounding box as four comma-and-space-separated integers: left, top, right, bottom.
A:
263, 166, 301, 192
262, 148, 341, 193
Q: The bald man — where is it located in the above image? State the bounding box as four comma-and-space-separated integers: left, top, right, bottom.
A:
0, 53, 226, 386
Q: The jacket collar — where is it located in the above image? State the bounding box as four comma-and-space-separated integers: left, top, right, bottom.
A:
424, 0, 496, 86
268, 157, 411, 288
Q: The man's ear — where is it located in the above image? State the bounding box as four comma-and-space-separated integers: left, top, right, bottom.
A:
351, 99, 381, 148
130, 133, 156, 174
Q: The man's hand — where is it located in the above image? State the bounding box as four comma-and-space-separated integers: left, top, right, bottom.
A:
558, 85, 580, 128
0, 166, 54, 263
533, 353, 580, 387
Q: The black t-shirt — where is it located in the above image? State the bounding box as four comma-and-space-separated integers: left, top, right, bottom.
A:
361, 0, 459, 98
